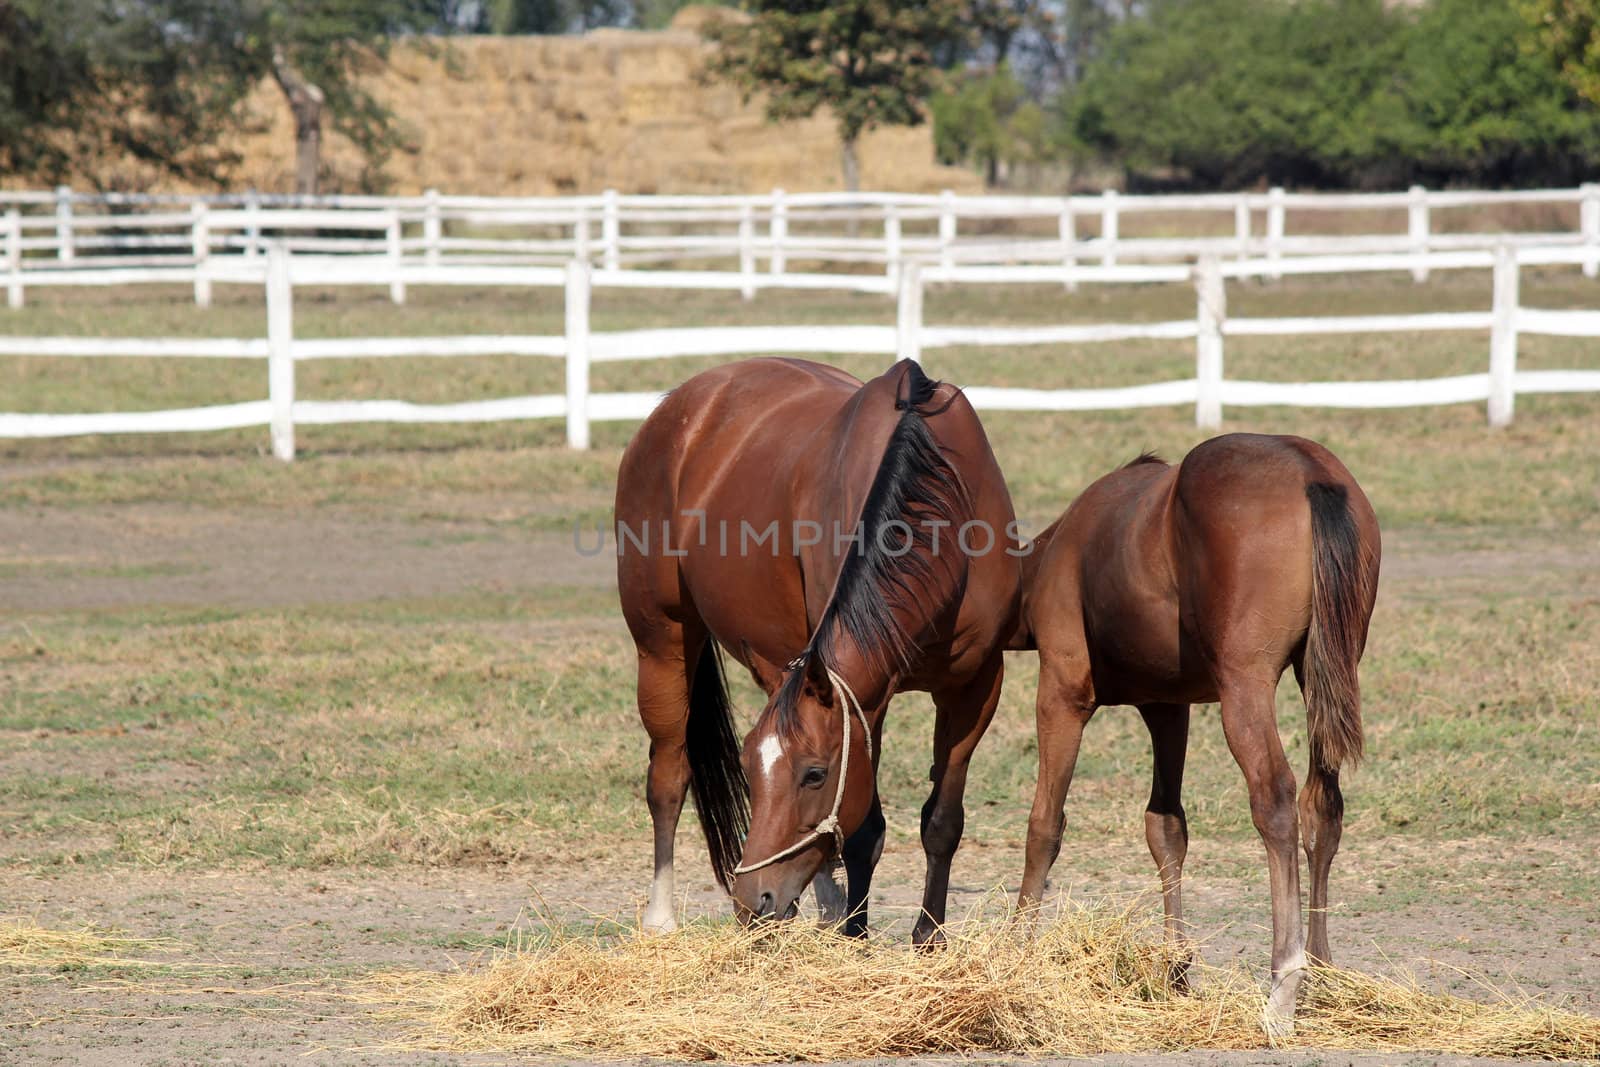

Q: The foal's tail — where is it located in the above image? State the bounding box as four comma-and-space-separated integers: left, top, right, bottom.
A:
687, 640, 749, 892
1303, 482, 1374, 775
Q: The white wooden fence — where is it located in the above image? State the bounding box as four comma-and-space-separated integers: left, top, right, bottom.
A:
2, 243, 1597, 457
4, 184, 1600, 307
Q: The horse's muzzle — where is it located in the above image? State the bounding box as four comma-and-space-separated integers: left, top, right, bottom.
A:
737, 890, 800, 925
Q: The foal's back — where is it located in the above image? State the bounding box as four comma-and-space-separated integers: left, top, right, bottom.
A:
1022, 432, 1377, 708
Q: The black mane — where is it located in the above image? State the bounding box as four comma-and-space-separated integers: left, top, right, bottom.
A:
768, 363, 971, 736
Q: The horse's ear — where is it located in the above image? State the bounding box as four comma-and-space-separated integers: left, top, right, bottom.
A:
804, 655, 835, 707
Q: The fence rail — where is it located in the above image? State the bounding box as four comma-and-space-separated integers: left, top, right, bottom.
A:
2, 243, 1598, 456
4, 183, 1600, 309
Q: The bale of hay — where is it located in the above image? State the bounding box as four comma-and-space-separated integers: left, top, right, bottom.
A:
16, 26, 982, 196
362, 900, 1600, 1062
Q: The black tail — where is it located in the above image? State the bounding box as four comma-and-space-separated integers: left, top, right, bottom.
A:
1303, 483, 1372, 775
686, 640, 748, 891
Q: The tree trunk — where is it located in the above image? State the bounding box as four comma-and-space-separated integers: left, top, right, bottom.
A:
841, 136, 861, 238
271, 45, 325, 197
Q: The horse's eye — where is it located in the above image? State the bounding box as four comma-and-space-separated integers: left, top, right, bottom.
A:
800, 766, 828, 789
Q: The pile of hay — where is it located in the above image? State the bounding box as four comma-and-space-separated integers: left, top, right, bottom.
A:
366, 901, 1600, 1061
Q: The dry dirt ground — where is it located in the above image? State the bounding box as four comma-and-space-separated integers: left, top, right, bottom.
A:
2, 501, 1598, 1066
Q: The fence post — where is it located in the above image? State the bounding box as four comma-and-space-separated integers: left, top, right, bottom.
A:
244, 190, 262, 261
770, 188, 787, 276
895, 260, 923, 365
1099, 189, 1119, 267
1581, 182, 1600, 280
1059, 199, 1077, 291
602, 188, 620, 272
266, 243, 296, 462
1408, 185, 1430, 284
191, 203, 212, 308
423, 187, 441, 269
884, 203, 902, 290
574, 205, 591, 263
55, 185, 74, 263
565, 259, 592, 450
1266, 186, 1285, 281
738, 202, 756, 300
1194, 255, 1225, 430
938, 190, 956, 270
1488, 243, 1518, 428
1234, 196, 1251, 264
5, 208, 22, 310
386, 209, 406, 304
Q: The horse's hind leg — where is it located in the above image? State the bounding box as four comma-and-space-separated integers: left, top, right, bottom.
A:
912, 654, 1004, 947
1138, 702, 1192, 980
1218, 676, 1305, 1035
1294, 661, 1344, 966
1017, 657, 1095, 909
636, 624, 703, 934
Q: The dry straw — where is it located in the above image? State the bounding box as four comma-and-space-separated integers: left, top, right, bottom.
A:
0, 915, 177, 971
363, 899, 1600, 1062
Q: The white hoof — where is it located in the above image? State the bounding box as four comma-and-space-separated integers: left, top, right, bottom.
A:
1262, 1005, 1295, 1040
642, 911, 678, 935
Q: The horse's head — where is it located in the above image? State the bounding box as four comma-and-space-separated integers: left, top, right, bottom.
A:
732, 658, 875, 923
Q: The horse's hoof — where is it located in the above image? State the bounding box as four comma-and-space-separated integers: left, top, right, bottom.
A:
911, 924, 946, 951
1262, 1006, 1295, 1040
642, 913, 678, 935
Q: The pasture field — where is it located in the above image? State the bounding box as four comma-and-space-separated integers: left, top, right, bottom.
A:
1, 273, 1598, 1064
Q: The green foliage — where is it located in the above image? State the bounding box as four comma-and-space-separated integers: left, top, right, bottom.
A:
1521, 0, 1600, 106
930, 65, 1049, 183
481, 0, 629, 33
0, 0, 248, 186
1062, 0, 1600, 189
703, 0, 968, 164
186, 0, 441, 190
0, 0, 441, 190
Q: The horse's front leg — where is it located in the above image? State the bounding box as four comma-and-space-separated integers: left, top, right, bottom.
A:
811, 789, 886, 934
912, 655, 1004, 947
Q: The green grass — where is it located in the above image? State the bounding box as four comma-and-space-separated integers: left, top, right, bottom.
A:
0, 277, 1597, 893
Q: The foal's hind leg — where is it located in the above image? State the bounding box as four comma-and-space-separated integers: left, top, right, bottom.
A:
912, 655, 1004, 947
1294, 662, 1344, 965
1017, 658, 1095, 909
1138, 703, 1193, 979
1218, 676, 1305, 1035
636, 626, 704, 934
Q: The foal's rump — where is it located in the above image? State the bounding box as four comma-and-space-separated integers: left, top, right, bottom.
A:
1173, 434, 1381, 754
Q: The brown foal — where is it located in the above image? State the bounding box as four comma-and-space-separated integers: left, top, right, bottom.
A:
1014, 433, 1380, 1033
616, 358, 1021, 941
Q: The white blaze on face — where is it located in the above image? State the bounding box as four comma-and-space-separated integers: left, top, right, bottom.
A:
757, 733, 784, 781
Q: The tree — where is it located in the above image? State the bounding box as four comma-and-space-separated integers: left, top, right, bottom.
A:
1521, 0, 1600, 106
178, 1, 441, 196
0, 0, 246, 187
1059, 0, 1600, 190
1, 0, 442, 194
703, 0, 968, 191
931, 65, 1049, 185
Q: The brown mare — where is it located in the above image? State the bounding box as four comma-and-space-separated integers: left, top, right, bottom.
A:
1013, 433, 1380, 1033
616, 357, 1022, 941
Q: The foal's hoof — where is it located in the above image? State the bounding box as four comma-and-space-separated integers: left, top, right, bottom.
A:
1262, 1006, 1295, 1040
911, 922, 946, 950
1166, 956, 1193, 995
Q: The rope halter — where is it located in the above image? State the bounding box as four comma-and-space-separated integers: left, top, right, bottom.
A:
732, 666, 874, 877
